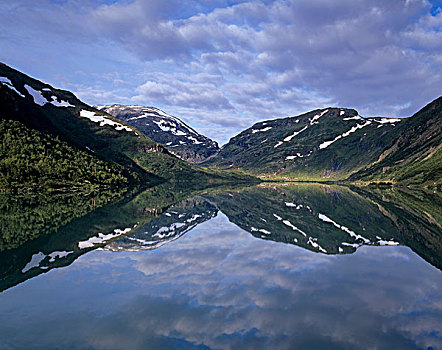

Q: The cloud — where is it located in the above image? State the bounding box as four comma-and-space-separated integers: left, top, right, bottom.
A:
0, 0, 440, 143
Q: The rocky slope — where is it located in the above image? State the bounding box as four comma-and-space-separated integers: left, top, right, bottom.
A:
97, 104, 219, 163
207, 99, 441, 186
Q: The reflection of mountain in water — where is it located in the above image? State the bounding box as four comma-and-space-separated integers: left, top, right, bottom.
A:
105, 197, 218, 251
0, 183, 224, 292
1, 182, 441, 292
205, 184, 402, 254
204, 184, 442, 269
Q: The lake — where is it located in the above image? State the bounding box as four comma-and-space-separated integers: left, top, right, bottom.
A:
0, 183, 441, 349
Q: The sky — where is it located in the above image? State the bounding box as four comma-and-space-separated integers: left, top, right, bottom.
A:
0, 0, 441, 144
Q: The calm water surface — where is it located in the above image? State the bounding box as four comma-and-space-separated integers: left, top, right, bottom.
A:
0, 184, 441, 350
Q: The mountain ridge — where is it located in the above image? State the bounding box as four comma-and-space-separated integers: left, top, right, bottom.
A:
206, 99, 441, 187
97, 104, 220, 163
0, 62, 253, 190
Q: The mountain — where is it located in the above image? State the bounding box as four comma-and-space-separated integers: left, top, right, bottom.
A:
207, 99, 441, 186
349, 97, 441, 186
0, 63, 249, 190
206, 108, 401, 179
97, 105, 219, 163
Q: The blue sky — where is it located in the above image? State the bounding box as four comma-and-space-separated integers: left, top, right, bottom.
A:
1, 0, 441, 143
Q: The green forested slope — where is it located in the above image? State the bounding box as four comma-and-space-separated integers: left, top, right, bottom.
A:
0, 63, 254, 190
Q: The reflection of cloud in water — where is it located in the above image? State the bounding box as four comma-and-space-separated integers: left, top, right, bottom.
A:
0, 213, 441, 350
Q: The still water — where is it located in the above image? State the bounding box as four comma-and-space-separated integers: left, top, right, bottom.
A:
0, 184, 441, 349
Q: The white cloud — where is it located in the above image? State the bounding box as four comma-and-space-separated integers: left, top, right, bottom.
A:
0, 0, 440, 143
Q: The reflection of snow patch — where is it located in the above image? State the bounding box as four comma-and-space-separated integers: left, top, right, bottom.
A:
282, 220, 307, 237
251, 227, 271, 234
21, 250, 73, 273
22, 252, 46, 273
307, 237, 327, 253
342, 242, 360, 248
378, 240, 399, 246
78, 227, 133, 249
319, 213, 369, 243
48, 251, 73, 262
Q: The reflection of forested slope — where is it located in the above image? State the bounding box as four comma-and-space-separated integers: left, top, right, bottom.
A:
352, 186, 442, 269
204, 184, 442, 269
0, 189, 126, 251
0, 182, 247, 292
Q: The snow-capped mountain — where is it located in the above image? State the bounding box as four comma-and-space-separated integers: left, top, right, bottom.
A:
97, 105, 220, 163
206, 101, 441, 186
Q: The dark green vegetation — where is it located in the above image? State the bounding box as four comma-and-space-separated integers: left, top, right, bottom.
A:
207, 98, 441, 187
98, 105, 220, 163
350, 97, 442, 186
1, 119, 128, 189
0, 63, 252, 191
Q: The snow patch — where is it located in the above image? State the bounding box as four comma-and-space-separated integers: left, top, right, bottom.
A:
373, 118, 401, 124
0, 77, 25, 97
187, 136, 202, 144
80, 110, 133, 132
251, 126, 272, 134
310, 109, 328, 125
49, 96, 75, 108
283, 125, 308, 142
319, 121, 371, 149
153, 120, 187, 136
24, 85, 47, 106
343, 116, 363, 121
286, 153, 304, 160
